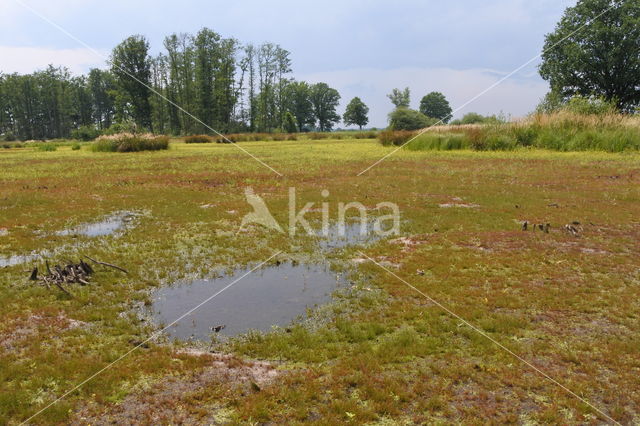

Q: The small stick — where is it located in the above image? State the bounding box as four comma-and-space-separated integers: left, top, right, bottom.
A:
84, 255, 128, 274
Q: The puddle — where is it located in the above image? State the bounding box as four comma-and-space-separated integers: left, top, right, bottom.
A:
316, 221, 389, 250
1, 211, 141, 268
148, 262, 348, 341
0, 252, 45, 268
56, 211, 139, 237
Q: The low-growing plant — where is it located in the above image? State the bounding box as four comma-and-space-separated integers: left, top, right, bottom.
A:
91, 133, 169, 152
37, 143, 57, 152
378, 130, 416, 146
184, 134, 213, 144
71, 143, 81, 151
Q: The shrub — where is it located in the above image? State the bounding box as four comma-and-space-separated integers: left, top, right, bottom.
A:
1, 133, 16, 142
353, 131, 378, 139
71, 125, 101, 141
91, 133, 169, 152
307, 132, 328, 140
407, 133, 471, 151
388, 107, 438, 131
378, 130, 416, 146
185, 134, 213, 144
71, 143, 81, 151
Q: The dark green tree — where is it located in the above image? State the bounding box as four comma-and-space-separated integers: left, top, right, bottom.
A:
87, 68, 116, 130
387, 87, 410, 108
539, 0, 640, 112
310, 82, 341, 132
111, 35, 154, 130
282, 111, 298, 133
343, 97, 369, 130
419, 92, 452, 123
282, 81, 314, 131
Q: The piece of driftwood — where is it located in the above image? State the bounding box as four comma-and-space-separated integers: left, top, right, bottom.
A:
84, 255, 129, 274
29, 256, 127, 296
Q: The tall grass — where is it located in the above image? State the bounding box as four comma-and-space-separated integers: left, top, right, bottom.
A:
91, 133, 170, 152
379, 111, 640, 153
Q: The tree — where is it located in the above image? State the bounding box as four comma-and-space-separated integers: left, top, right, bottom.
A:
282, 81, 314, 131
388, 107, 436, 131
387, 87, 410, 108
419, 92, 452, 123
539, 0, 640, 112
343, 97, 369, 130
111, 35, 153, 130
282, 111, 298, 133
87, 69, 116, 130
310, 83, 341, 131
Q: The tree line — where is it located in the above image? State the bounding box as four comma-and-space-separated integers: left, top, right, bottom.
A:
0, 28, 371, 141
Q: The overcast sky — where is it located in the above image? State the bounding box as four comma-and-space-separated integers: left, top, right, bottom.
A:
0, 0, 576, 127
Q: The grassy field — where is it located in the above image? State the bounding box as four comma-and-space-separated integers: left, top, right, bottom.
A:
1, 138, 639, 424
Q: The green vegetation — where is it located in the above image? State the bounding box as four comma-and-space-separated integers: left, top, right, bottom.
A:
91, 133, 170, 152
1, 139, 638, 424
540, 0, 640, 112
184, 134, 214, 144
382, 111, 640, 153
343, 97, 370, 130
419, 92, 453, 123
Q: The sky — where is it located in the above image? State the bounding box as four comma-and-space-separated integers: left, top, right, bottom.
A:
0, 0, 577, 128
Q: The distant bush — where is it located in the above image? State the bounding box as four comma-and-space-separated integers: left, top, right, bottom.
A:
92, 133, 170, 152
353, 131, 378, 139
388, 107, 438, 131
450, 112, 504, 125
1, 133, 16, 142
308, 132, 329, 140
185, 134, 213, 144
71, 143, 81, 151
71, 125, 101, 141
102, 122, 138, 136
378, 130, 417, 146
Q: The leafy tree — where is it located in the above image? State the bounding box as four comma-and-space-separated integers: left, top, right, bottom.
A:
343, 97, 369, 130
419, 92, 452, 123
310, 83, 341, 131
282, 81, 314, 131
388, 107, 436, 131
539, 0, 640, 112
282, 111, 298, 133
111, 35, 154, 130
87, 68, 116, 130
387, 87, 410, 108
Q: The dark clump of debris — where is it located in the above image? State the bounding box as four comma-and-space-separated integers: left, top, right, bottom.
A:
29, 255, 127, 296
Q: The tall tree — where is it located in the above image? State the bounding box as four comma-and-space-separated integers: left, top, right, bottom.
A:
387, 87, 410, 108
110, 35, 153, 130
282, 81, 314, 131
419, 92, 452, 123
193, 27, 221, 132
343, 97, 369, 130
539, 0, 640, 112
310, 82, 341, 132
87, 68, 116, 130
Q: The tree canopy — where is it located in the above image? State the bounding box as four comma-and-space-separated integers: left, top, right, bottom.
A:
419, 92, 452, 123
387, 87, 411, 108
310, 83, 341, 132
343, 97, 369, 129
539, 0, 640, 112
388, 107, 437, 131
